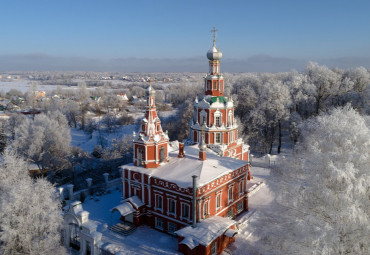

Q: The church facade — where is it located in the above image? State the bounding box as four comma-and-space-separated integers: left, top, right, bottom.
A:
118, 32, 251, 255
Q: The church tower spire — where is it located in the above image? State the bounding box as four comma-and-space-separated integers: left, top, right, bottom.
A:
133, 81, 169, 168
205, 27, 223, 96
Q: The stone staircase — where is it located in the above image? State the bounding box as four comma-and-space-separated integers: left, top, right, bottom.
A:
109, 222, 137, 236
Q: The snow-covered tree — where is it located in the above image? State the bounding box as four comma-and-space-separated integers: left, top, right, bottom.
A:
305, 62, 341, 114
249, 106, 370, 255
0, 150, 66, 255
11, 111, 71, 172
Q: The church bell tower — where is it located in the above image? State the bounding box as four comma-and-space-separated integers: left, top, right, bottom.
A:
133, 82, 169, 168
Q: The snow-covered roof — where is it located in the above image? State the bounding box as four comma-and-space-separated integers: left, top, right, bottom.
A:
111, 202, 135, 216
127, 195, 145, 208
121, 144, 247, 188
175, 216, 236, 246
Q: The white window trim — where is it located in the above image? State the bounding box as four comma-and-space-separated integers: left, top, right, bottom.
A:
203, 201, 209, 218
180, 202, 190, 220
213, 111, 223, 128
239, 179, 244, 197
228, 186, 233, 204
216, 192, 222, 211
167, 198, 176, 217
155, 194, 163, 213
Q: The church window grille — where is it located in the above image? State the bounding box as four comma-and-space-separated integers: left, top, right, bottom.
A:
215, 133, 221, 144
215, 116, 221, 127
227, 208, 233, 218
237, 201, 244, 214
155, 217, 164, 230
168, 222, 177, 235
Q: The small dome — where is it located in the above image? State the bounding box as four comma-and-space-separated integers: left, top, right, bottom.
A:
199, 138, 207, 152
207, 45, 223, 60
146, 84, 155, 95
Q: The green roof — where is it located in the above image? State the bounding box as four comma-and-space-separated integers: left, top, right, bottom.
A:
210, 96, 227, 105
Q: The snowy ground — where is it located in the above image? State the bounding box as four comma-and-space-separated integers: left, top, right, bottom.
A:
0, 80, 77, 93
226, 162, 275, 255
69, 110, 177, 153
75, 188, 180, 255
70, 125, 137, 153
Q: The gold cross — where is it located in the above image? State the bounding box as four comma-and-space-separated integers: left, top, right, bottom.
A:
211, 26, 218, 45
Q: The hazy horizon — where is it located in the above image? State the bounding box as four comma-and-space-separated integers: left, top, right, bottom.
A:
2, 0, 370, 72
1, 53, 370, 73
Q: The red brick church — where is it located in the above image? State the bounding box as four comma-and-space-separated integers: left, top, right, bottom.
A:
118, 30, 251, 255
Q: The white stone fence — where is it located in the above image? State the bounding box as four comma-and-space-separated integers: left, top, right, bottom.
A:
58, 172, 122, 202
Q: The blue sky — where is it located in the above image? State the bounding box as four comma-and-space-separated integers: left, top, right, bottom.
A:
1, 0, 370, 71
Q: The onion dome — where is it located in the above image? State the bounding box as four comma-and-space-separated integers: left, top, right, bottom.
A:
207, 45, 223, 60
146, 84, 155, 95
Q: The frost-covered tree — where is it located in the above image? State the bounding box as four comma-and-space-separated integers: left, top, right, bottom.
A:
11, 111, 71, 172
305, 62, 341, 114
249, 106, 370, 255
0, 150, 66, 255
243, 79, 291, 153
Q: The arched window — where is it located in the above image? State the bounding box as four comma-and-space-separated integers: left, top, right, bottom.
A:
214, 111, 222, 127
203, 201, 208, 217
137, 147, 144, 165
159, 146, 165, 163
